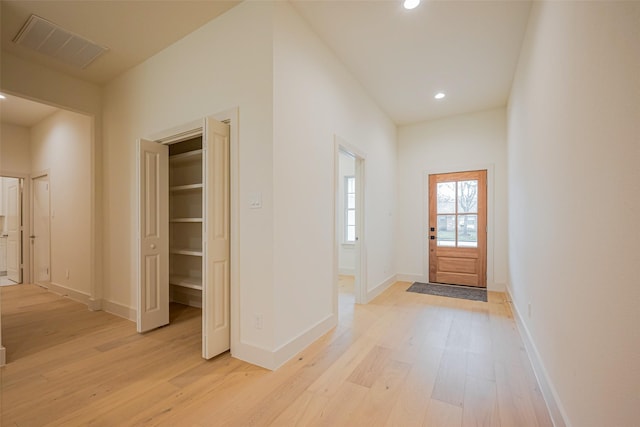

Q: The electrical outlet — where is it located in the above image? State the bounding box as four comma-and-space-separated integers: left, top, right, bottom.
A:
255, 314, 263, 330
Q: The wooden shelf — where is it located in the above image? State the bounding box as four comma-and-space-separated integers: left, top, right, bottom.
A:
169, 275, 202, 290
170, 183, 203, 192
170, 218, 203, 223
170, 149, 203, 163
170, 249, 203, 257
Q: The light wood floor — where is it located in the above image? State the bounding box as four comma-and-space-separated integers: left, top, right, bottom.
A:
0, 281, 552, 426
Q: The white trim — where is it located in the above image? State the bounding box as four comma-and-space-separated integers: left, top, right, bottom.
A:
87, 298, 102, 311
43, 281, 91, 305
272, 313, 336, 370
396, 273, 423, 283
334, 137, 367, 306
230, 314, 336, 371
422, 164, 497, 290
102, 299, 136, 322
506, 287, 570, 427
365, 274, 397, 303
147, 118, 202, 144
141, 107, 240, 360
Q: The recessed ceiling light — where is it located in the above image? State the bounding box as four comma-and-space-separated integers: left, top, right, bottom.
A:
434, 92, 446, 100
403, 0, 420, 10
0, 94, 6, 100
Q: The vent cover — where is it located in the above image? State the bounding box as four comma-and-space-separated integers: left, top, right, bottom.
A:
13, 14, 108, 69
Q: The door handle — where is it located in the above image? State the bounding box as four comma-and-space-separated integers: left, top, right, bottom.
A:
30, 235, 36, 239
150, 244, 156, 249
429, 236, 435, 240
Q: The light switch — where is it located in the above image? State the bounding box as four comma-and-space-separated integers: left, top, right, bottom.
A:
249, 192, 262, 209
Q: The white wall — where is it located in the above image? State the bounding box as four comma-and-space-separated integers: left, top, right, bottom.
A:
396, 108, 508, 291
507, 2, 640, 426
1, 123, 31, 175
338, 151, 355, 275
102, 2, 276, 360
30, 110, 92, 296
272, 2, 397, 353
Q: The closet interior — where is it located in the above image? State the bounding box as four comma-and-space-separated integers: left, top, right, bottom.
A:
168, 136, 203, 309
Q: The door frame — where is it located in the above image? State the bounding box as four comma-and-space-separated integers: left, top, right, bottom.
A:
0, 174, 30, 284
142, 107, 238, 358
423, 164, 496, 289
334, 136, 367, 309
31, 171, 51, 286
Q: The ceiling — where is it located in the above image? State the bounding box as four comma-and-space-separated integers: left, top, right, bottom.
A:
290, 0, 532, 124
0, 0, 532, 126
0, 93, 59, 127
0, 0, 241, 85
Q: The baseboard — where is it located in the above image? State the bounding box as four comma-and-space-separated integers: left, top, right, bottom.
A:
44, 282, 91, 306
233, 313, 336, 371
366, 274, 397, 303
338, 268, 355, 276
506, 287, 569, 427
0, 345, 5, 367
87, 298, 102, 311
488, 281, 507, 292
395, 273, 423, 283
102, 299, 136, 322
272, 313, 336, 370
232, 341, 279, 371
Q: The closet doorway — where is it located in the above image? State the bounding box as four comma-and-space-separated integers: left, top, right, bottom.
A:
137, 115, 231, 360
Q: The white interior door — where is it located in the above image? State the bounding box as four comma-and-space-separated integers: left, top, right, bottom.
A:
137, 139, 169, 333
32, 176, 50, 284
203, 117, 230, 359
6, 178, 22, 283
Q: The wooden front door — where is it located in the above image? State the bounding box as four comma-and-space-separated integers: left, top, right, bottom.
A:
428, 170, 487, 287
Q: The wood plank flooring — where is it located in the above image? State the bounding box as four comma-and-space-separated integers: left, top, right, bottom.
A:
0, 280, 552, 426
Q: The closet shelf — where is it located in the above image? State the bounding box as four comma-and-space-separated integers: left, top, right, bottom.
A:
170, 218, 203, 223
169, 275, 202, 290
170, 183, 203, 192
170, 149, 203, 163
170, 249, 203, 257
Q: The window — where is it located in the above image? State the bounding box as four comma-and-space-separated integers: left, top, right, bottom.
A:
436, 179, 478, 248
345, 176, 356, 243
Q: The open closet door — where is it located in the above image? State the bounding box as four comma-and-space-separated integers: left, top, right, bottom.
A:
203, 117, 230, 359
137, 138, 169, 333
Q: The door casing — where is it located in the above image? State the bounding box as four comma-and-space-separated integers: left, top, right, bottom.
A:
334, 137, 366, 309
139, 109, 237, 360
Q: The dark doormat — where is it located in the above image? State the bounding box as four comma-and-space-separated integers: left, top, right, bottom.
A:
407, 282, 487, 302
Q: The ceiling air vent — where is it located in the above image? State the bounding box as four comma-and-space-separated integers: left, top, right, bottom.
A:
13, 14, 108, 69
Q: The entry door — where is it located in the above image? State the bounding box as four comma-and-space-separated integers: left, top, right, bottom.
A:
33, 176, 51, 284
203, 117, 230, 359
6, 178, 22, 283
428, 170, 487, 287
137, 139, 169, 333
